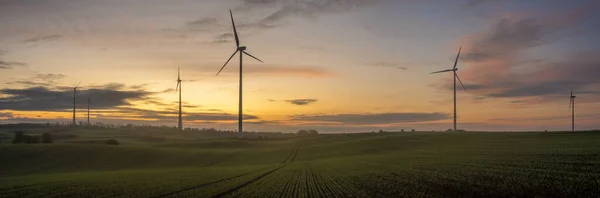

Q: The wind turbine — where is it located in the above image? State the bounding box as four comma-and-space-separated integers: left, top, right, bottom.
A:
569, 90, 576, 132
87, 98, 91, 126
431, 47, 466, 131
176, 67, 183, 130
216, 10, 264, 138
72, 81, 81, 126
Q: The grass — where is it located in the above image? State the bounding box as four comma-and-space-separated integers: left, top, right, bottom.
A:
1, 130, 600, 197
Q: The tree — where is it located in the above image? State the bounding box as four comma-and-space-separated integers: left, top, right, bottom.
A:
105, 139, 120, 145
12, 131, 24, 144
308, 129, 319, 136
28, 135, 40, 143
401, 129, 404, 132
297, 130, 309, 136
41, 133, 53, 143
411, 129, 415, 132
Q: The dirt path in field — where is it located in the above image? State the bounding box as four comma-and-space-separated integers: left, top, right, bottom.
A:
205, 152, 240, 167
153, 144, 300, 198
211, 144, 300, 198
151, 166, 270, 198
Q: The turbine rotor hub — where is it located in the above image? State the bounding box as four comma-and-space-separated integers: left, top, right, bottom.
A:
454, 68, 459, 71
238, 46, 247, 51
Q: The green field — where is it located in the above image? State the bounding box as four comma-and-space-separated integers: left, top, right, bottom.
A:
1, 129, 600, 197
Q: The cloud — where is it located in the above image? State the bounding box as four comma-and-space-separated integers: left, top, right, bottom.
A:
290, 112, 450, 125
0, 112, 14, 118
267, 98, 319, 105
215, 64, 335, 77
161, 88, 176, 93
284, 99, 318, 106
367, 62, 408, 70
451, 2, 600, 102
23, 34, 62, 43
212, 33, 234, 43
0, 84, 154, 111
103, 107, 259, 122
236, 0, 380, 29
185, 17, 219, 30
464, 0, 499, 8
35, 73, 66, 82
0, 60, 27, 69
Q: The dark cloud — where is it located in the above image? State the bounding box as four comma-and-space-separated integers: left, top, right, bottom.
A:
5, 80, 51, 87
0, 60, 27, 69
212, 32, 234, 43
454, 2, 600, 102
6, 73, 66, 87
35, 73, 66, 82
464, 0, 498, 8
237, 0, 380, 29
367, 62, 408, 70
284, 99, 318, 106
23, 34, 62, 43
162, 88, 176, 93
460, 51, 600, 99
266, 99, 276, 102
291, 112, 450, 125
186, 17, 219, 30
0, 84, 153, 111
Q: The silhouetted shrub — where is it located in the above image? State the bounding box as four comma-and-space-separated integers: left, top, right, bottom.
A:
446, 128, 454, 132
411, 129, 415, 132
401, 129, 404, 132
105, 139, 119, 145
12, 131, 24, 144
378, 130, 384, 133
41, 133, 53, 143
28, 136, 40, 143
297, 129, 318, 136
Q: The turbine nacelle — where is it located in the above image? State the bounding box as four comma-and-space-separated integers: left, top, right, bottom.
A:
238, 46, 247, 51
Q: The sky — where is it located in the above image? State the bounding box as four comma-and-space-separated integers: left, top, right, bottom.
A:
1, 0, 599, 133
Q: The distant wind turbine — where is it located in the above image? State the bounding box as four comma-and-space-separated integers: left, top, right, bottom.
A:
87, 98, 91, 126
176, 67, 183, 130
431, 47, 466, 131
216, 10, 264, 138
569, 90, 576, 132
72, 81, 81, 126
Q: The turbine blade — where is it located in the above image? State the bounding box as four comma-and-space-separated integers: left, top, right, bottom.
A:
243, 51, 263, 63
455, 73, 466, 91
430, 69, 454, 74
75, 81, 82, 89
176, 81, 180, 91
453, 46, 462, 69
178, 67, 180, 80
217, 50, 239, 76
230, 10, 240, 48
569, 98, 572, 111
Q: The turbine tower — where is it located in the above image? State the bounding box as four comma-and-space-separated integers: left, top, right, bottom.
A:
72, 81, 81, 126
216, 10, 264, 138
569, 90, 576, 132
176, 67, 183, 130
431, 47, 466, 131
87, 98, 91, 126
